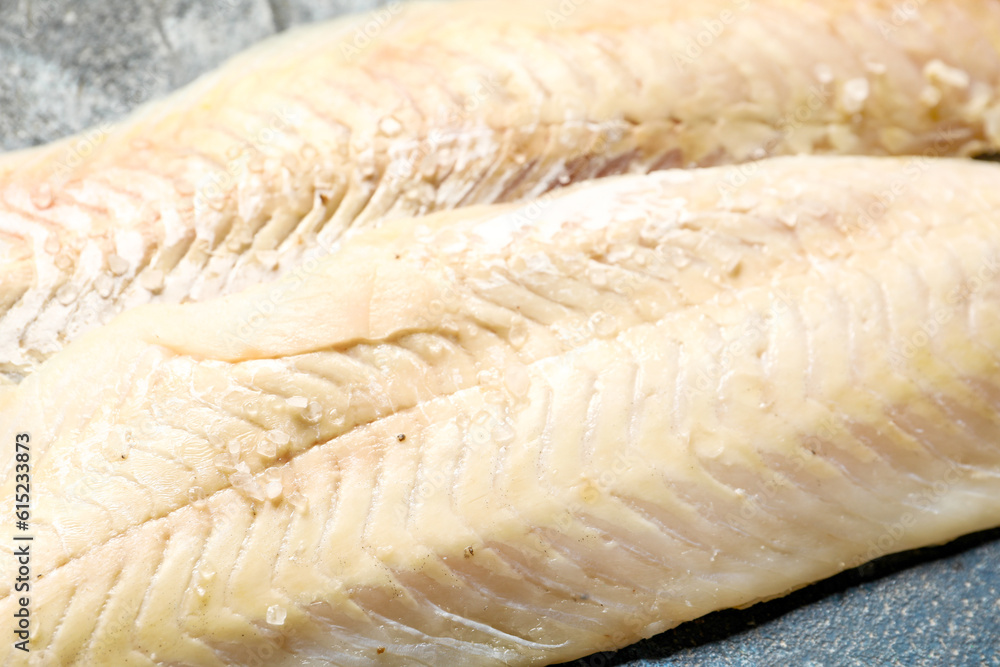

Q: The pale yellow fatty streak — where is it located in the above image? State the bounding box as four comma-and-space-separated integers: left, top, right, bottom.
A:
4, 0, 1000, 380
2, 157, 1000, 664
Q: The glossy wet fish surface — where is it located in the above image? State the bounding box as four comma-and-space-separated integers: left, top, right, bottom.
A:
5, 0, 1000, 665
2, 155, 1000, 665
3, 0, 1000, 382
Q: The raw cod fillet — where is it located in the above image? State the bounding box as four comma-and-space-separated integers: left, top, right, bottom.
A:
3, 156, 1000, 665
5, 0, 1000, 382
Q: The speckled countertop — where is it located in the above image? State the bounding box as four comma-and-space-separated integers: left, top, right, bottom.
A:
1, 1, 998, 665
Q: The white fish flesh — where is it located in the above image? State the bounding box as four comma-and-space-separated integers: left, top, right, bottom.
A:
4, 0, 1000, 381
2, 155, 1000, 665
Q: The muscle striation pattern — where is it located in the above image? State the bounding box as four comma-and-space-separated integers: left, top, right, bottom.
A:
3, 0, 1000, 381
1, 156, 1000, 665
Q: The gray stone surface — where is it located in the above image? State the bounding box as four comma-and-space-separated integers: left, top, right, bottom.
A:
0, 0, 388, 150
559, 529, 1000, 667
1, 1, 999, 665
